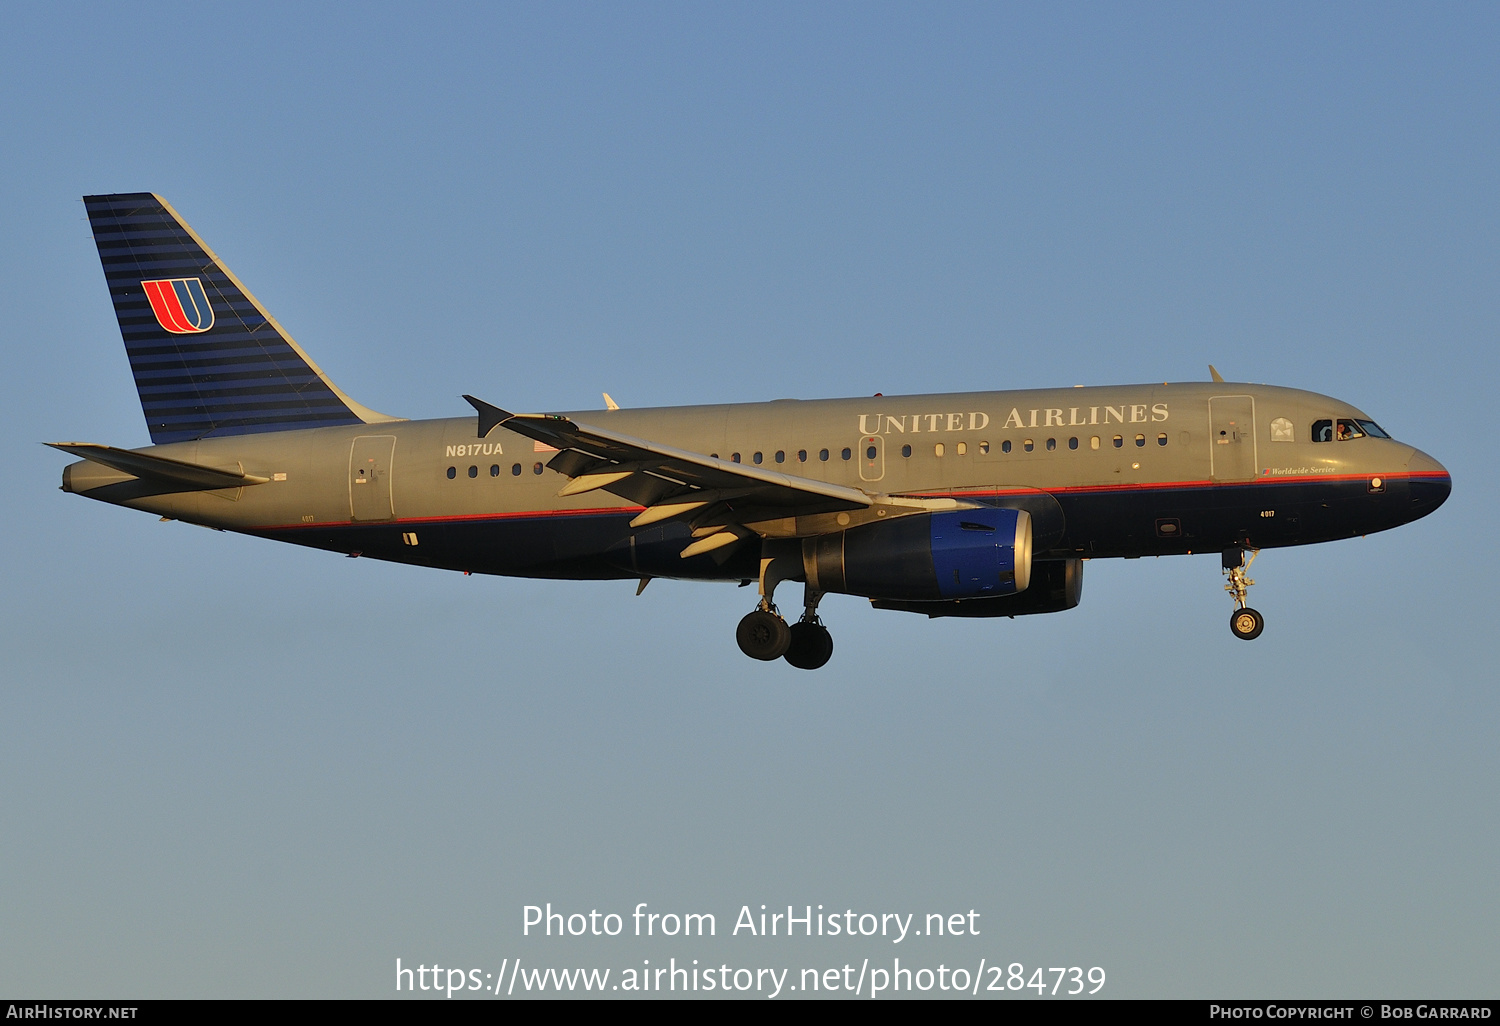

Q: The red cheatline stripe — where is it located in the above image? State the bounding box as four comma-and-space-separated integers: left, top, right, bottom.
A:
921, 470, 1446, 499
254, 506, 647, 531
252, 471, 1449, 533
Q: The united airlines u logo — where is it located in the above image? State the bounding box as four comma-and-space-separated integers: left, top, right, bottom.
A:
141, 278, 214, 334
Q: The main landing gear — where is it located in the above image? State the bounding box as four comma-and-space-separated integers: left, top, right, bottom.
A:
1222, 547, 1264, 641
736, 607, 791, 660
736, 598, 834, 669
786, 596, 834, 670
735, 547, 835, 669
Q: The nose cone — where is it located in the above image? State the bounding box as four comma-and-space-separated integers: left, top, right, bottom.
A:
1405, 448, 1451, 521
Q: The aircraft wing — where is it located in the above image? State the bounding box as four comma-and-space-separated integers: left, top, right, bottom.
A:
464, 396, 875, 556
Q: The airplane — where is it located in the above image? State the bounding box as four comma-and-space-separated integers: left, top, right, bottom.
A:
52, 193, 1452, 669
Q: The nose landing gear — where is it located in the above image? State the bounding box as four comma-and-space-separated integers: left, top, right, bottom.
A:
1230, 606, 1264, 640
1223, 547, 1264, 640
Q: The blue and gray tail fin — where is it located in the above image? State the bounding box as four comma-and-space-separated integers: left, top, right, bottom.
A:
84, 193, 399, 444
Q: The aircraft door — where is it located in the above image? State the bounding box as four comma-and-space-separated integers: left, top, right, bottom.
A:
1209, 396, 1257, 481
349, 435, 397, 521
858, 434, 884, 482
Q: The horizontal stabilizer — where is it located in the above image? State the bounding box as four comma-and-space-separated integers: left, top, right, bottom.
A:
48, 442, 268, 491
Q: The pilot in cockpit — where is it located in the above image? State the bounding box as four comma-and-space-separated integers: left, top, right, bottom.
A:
1314, 418, 1387, 443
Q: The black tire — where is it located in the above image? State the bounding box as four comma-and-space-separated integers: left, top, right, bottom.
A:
1230, 607, 1265, 641
783, 622, 834, 670
737, 610, 791, 660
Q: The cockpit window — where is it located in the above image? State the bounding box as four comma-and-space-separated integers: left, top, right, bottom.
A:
1314, 418, 1387, 442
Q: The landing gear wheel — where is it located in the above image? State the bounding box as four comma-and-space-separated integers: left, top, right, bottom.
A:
783, 621, 834, 670
1230, 607, 1264, 641
737, 609, 792, 660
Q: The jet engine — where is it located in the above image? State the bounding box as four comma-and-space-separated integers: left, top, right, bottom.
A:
870, 558, 1083, 618
803, 508, 1032, 601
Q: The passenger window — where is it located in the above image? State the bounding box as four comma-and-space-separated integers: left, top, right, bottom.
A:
1090, 436, 1100, 450
901, 444, 912, 458
468, 466, 478, 477
1134, 434, 1145, 447
934, 443, 945, 457
797, 449, 807, 462
841, 447, 852, 461
866, 445, 877, 460
1157, 433, 1167, 446
533, 462, 543, 475
490, 464, 500, 476
1112, 435, 1123, 448
1001, 440, 1012, 454
1312, 420, 1333, 443
1336, 419, 1365, 441
752, 452, 763, 464
1023, 439, 1034, 452
979, 441, 990, 454
732, 453, 741, 463
775, 450, 785, 463
446, 466, 456, 479
956, 441, 967, 456
511, 463, 521, 476
819, 449, 829, 462
1046, 438, 1056, 451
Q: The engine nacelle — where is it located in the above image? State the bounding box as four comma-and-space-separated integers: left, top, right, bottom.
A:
870, 558, 1083, 618
803, 508, 1032, 601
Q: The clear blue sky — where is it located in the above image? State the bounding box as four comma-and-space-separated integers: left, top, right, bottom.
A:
1, 2, 1495, 998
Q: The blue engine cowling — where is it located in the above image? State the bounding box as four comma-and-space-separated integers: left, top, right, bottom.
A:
871, 558, 1082, 617
803, 508, 1033, 601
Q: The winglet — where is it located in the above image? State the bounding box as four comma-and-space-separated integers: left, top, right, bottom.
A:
1209, 364, 1225, 383
603, 392, 620, 411
463, 395, 513, 438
